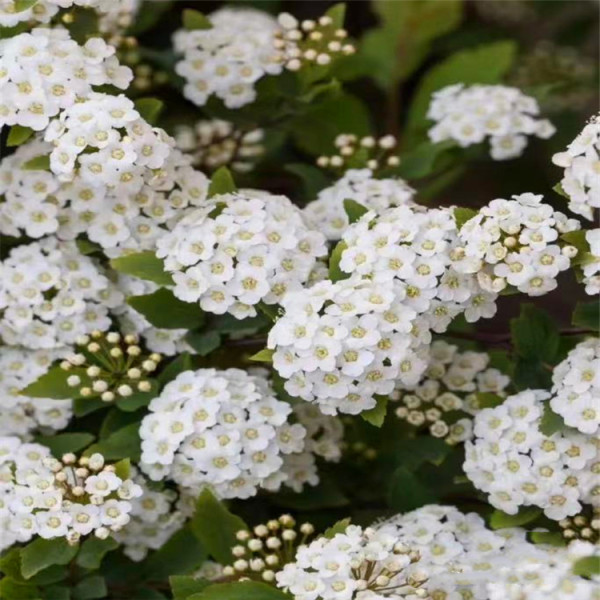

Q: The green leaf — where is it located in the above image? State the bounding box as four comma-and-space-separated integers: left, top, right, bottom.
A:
249, 348, 274, 363
208, 166, 236, 198
127, 288, 204, 330
539, 402, 566, 436
284, 164, 331, 200
343, 199, 369, 224
113, 458, 131, 480
170, 576, 210, 600
191, 582, 290, 600
407, 41, 517, 139
0, 549, 23, 581
21, 366, 90, 400
110, 251, 173, 286
473, 392, 504, 409
158, 352, 193, 386
116, 380, 159, 412
510, 304, 559, 363
14, 0, 39, 11
322, 518, 351, 539
76, 537, 118, 570
34, 433, 94, 456
513, 359, 551, 391
73, 576, 106, 600
84, 423, 141, 461
394, 139, 455, 180
390, 437, 451, 470
272, 478, 348, 510
489, 507, 542, 529
324, 2, 346, 28
361, 395, 388, 427
127, 0, 173, 35
73, 398, 107, 418
572, 301, 599, 331
183, 8, 212, 30
553, 182, 570, 199
453, 206, 477, 229
22, 154, 51, 171
7, 125, 34, 147
528, 531, 566, 547
387, 467, 437, 511
0, 578, 39, 600
329, 240, 350, 283
134, 98, 164, 125
21, 539, 78, 580
29, 565, 67, 586
572, 556, 600, 578
185, 331, 221, 357
190, 489, 248, 565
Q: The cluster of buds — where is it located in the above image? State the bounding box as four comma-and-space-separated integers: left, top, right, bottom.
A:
224, 515, 315, 583
274, 12, 355, 71
62, 331, 161, 402
559, 509, 600, 543
316, 134, 400, 174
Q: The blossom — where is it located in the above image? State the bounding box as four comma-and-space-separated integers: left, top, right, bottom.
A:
156, 191, 327, 319
0, 28, 131, 131
552, 113, 600, 221
582, 229, 600, 295
427, 84, 555, 160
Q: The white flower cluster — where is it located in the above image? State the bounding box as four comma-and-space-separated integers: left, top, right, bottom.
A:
393, 340, 510, 444
156, 191, 327, 319
550, 338, 600, 435
276, 522, 427, 600
303, 169, 416, 241
0, 438, 142, 551
583, 229, 600, 295
44, 92, 172, 190
464, 389, 600, 520
0, 348, 71, 438
454, 193, 580, 296
0, 28, 131, 131
0, 238, 122, 349
552, 114, 600, 221
384, 504, 599, 600
173, 8, 283, 109
174, 119, 265, 173
114, 471, 190, 561
427, 84, 555, 160
139, 368, 316, 499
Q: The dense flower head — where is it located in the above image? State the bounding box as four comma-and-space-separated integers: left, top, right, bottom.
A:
0, 140, 209, 253
303, 169, 416, 242
275, 522, 427, 600
43, 92, 173, 191
550, 338, 600, 435
0, 348, 71, 438
427, 84, 555, 160
453, 192, 580, 296
0, 238, 122, 349
173, 7, 284, 109
156, 190, 327, 319
267, 277, 430, 416
139, 368, 318, 499
0, 27, 131, 130
0, 438, 142, 551
583, 229, 600, 295
464, 389, 600, 520
383, 504, 599, 600
393, 340, 510, 444
174, 119, 265, 173
552, 114, 600, 221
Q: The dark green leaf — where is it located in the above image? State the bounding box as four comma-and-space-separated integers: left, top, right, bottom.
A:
387, 467, 437, 511
510, 304, 559, 363
190, 489, 248, 565
390, 437, 451, 470
73, 398, 107, 418
134, 98, 164, 125
249, 348, 274, 363
539, 402, 566, 436
489, 507, 542, 529
343, 199, 369, 224
73, 576, 106, 600
127, 0, 173, 35
191, 581, 290, 600
21, 366, 90, 400
272, 478, 349, 510
7, 125, 34, 146
76, 538, 119, 570
183, 9, 212, 30
170, 576, 210, 600
528, 531, 566, 546
572, 301, 599, 331
0, 549, 24, 581
21, 538, 78, 580
453, 207, 477, 229
208, 167, 236, 198
0, 578, 39, 600
110, 252, 173, 286
158, 353, 193, 386
361, 395, 388, 427
116, 380, 159, 412
513, 359, 551, 391
394, 140, 455, 180
84, 423, 141, 461
322, 518, 351, 539
127, 288, 204, 330
34, 433, 94, 456
473, 392, 504, 409
329, 240, 350, 283
185, 331, 221, 357
284, 164, 331, 200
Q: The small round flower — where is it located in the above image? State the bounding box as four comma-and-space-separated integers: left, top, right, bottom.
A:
156, 191, 327, 319
427, 84, 555, 160
303, 169, 416, 241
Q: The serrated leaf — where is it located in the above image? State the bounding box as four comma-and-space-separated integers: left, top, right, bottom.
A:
21, 366, 90, 400
185, 331, 221, 357
21, 538, 78, 580
207, 166, 236, 197
84, 423, 141, 461
510, 304, 559, 363
183, 8, 212, 30
190, 581, 290, 600
34, 433, 94, 456
110, 251, 173, 286
7, 125, 34, 146
22, 154, 50, 171
329, 240, 350, 282
343, 199, 369, 224
127, 288, 204, 330
489, 507, 542, 529
322, 518, 351, 539
572, 301, 599, 331
454, 206, 477, 229
190, 489, 247, 565
76, 537, 118, 570
134, 98, 164, 125
249, 348, 274, 363
360, 395, 388, 427
170, 576, 210, 600
539, 402, 566, 436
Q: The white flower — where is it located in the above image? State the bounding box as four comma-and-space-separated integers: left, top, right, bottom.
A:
582, 229, 600, 295
427, 84, 555, 160
552, 113, 600, 221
